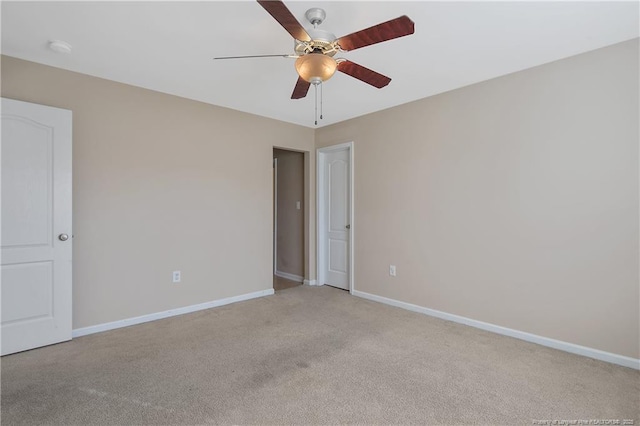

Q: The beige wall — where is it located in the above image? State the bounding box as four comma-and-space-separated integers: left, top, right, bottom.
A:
316, 39, 639, 359
273, 149, 305, 278
1, 56, 315, 329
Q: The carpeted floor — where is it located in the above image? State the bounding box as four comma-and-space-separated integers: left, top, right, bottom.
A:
1, 285, 638, 425
273, 275, 301, 291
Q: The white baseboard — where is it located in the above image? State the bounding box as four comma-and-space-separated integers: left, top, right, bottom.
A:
72, 289, 275, 338
275, 270, 304, 283
352, 290, 639, 370
304, 279, 318, 286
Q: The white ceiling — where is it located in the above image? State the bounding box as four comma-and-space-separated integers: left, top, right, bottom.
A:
2, 1, 638, 128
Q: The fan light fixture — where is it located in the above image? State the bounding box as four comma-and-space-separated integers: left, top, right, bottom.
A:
215, 2, 415, 125
295, 53, 337, 85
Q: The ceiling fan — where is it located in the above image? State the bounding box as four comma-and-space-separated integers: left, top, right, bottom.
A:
214, 1, 415, 101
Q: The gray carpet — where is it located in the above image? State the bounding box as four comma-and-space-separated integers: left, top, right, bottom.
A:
2, 286, 638, 425
273, 275, 301, 291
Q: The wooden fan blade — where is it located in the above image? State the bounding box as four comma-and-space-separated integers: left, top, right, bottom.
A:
337, 60, 391, 89
291, 77, 311, 99
336, 15, 415, 51
257, 0, 311, 42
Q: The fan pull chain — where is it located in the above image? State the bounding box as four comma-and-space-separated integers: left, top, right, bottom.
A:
320, 82, 323, 120
314, 83, 318, 126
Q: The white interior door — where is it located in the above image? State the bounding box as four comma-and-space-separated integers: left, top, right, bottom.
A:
1, 98, 73, 356
323, 148, 350, 290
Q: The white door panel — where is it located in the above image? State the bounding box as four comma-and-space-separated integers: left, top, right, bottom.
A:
1, 118, 52, 248
324, 149, 350, 290
2, 262, 53, 323
329, 240, 347, 273
1, 98, 72, 356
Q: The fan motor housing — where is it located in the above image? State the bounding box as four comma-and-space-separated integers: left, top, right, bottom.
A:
294, 28, 338, 56
293, 8, 339, 56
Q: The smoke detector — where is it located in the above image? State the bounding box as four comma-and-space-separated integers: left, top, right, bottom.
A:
48, 40, 72, 54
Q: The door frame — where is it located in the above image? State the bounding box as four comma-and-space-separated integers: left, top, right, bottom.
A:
317, 142, 354, 293
273, 157, 278, 275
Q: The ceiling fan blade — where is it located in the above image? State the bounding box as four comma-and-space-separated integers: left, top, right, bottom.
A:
257, 0, 311, 42
337, 60, 391, 89
336, 15, 415, 51
291, 76, 311, 99
214, 54, 297, 60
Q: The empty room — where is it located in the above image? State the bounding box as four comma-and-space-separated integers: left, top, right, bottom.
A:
1, 1, 638, 425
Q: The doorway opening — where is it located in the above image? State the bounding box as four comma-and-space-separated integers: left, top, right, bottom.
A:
273, 148, 305, 291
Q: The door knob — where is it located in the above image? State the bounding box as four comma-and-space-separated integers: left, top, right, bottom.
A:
58, 234, 69, 241
345, 224, 351, 229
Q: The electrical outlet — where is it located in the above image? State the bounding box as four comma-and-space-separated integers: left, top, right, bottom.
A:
389, 265, 396, 277
173, 270, 181, 283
